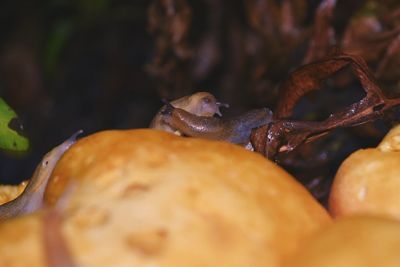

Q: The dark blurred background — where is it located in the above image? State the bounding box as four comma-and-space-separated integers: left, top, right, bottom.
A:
0, 0, 399, 203
0, 0, 158, 183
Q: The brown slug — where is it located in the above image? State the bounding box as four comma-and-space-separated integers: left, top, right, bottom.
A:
149, 92, 228, 135
0, 130, 82, 220
160, 103, 273, 146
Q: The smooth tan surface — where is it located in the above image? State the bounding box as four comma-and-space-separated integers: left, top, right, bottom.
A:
0, 213, 46, 267
285, 216, 400, 267
0, 181, 27, 205
0, 129, 330, 267
377, 124, 400, 152
329, 125, 400, 220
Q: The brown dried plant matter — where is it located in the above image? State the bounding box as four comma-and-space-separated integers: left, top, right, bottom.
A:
147, 0, 400, 106
250, 52, 400, 160
147, 0, 193, 98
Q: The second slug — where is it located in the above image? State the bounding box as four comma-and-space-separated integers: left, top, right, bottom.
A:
160, 103, 273, 146
149, 92, 228, 135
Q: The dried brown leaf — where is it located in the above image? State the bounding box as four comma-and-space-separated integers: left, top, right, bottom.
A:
251, 52, 400, 159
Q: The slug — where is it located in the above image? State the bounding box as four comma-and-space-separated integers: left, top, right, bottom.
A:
150, 92, 228, 135
160, 103, 273, 146
0, 130, 83, 220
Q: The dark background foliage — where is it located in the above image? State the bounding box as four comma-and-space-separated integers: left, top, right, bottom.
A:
0, 0, 399, 203
0, 0, 159, 183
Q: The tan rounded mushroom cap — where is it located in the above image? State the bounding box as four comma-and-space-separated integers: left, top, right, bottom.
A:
0, 129, 330, 267
0, 181, 27, 205
329, 124, 400, 220
284, 216, 400, 267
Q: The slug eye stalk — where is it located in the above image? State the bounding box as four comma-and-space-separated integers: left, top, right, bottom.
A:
160, 100, 175, 116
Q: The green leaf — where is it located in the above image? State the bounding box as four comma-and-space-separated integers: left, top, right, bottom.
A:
0, 98, 29, 151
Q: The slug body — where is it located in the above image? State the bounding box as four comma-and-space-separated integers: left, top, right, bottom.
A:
0, 130, 82, 220
150, 92, 227, 135
161, 105, 273, 146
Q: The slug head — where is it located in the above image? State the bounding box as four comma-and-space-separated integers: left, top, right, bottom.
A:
39, 130, 83, 176
188, 92, 228, 117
